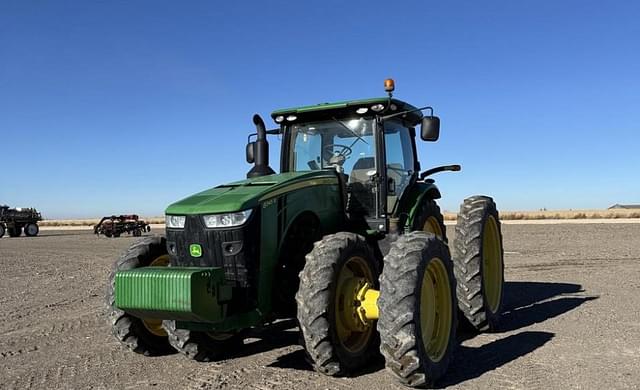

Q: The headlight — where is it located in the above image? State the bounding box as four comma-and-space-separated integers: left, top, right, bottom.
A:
166, 215, 186, 228
203, 209, 253, 228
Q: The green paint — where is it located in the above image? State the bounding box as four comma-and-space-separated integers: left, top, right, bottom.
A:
254, 174, 343, 316
189, 244, 202, 257
115, 267, 229, 323
165, 170, 338, 215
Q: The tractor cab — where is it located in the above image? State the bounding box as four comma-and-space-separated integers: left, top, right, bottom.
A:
247, 79, 445, 232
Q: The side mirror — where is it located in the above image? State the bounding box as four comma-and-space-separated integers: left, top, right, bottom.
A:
421, 116, 440, 141
246, 142, 255, 164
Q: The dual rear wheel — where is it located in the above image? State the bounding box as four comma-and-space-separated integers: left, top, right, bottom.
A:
4, 223, 39, 237
415, 196, 505, 332
296, 231, 457, 387
298, 196, 504, 387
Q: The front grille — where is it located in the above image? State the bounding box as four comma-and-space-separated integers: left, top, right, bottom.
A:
166, 211, 260, 288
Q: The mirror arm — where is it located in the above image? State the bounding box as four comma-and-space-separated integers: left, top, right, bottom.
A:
248, 128, 281, 142
381, 106, 434, 121
419, 164, 461, 180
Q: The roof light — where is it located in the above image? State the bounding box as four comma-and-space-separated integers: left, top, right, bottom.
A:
356, 107, 368, 114
275, 115, 284, 123
371, 104, 385, 112
347, 119, 362, 129
286, 115, 297, 121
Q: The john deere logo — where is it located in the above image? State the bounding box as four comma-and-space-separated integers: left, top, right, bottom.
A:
189, 244, 202, 257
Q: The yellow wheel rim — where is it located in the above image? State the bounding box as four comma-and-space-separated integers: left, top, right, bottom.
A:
419, 257, 452, 362
482, 216, 503, 313
334, 256, 375, 354
423, 216, 444, 240
141, 254, 170, 337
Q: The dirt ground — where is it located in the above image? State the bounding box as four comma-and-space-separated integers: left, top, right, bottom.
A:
1, 223, 639, 389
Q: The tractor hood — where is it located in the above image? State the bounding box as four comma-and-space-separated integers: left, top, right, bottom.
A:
165, 170, 339, 215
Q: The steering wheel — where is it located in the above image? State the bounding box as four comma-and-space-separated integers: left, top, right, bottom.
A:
323, 143, 353, 159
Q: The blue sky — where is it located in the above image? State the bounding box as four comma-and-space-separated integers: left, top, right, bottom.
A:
1, 1, 638, 218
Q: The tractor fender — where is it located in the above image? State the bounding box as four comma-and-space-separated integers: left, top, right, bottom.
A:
397, 181, 441, 230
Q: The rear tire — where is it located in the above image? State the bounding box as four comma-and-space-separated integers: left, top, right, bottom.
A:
453, 196, 505, 331
106, 236, 175, 355
296, 232, 381, 376
162, 320, 244, 362
24, 223, 39, 237
378, 232, 457, 388
0, 224, 5, 238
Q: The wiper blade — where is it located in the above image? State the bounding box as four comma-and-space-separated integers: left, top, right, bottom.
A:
331, 117, 369, 145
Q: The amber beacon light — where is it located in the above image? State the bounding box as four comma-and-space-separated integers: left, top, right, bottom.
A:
384, 78, 395, 95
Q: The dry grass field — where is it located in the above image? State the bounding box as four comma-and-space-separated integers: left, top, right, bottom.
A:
39, 217, 166, 227
39, 209, 640, 227
444, 208, 640, 221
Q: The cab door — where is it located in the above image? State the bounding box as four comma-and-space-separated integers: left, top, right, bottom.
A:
383, 120, 417, 215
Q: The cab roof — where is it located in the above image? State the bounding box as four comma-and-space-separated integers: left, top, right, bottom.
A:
270, 97, 423, 125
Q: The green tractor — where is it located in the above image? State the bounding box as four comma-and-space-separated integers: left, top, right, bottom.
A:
107, 80, 505, 387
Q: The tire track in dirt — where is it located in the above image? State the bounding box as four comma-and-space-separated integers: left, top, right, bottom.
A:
6, 348, 137, 389
0, 309, 103, 359
186, 365, 351, 390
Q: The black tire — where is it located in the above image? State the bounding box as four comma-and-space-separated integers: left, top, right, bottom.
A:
8, 226, 22, 237
106, 236, 174, 355
453, 196, 505, 331
378, 232, 457, 388
104, 231, 112, 238
411, 198, 448, 242
296, 232, 381, 376
162, 320, 244, 362
24, 223, 39, 237
0, 224, 5, 238
113, 232, 121, 238
133, 229, 141, 237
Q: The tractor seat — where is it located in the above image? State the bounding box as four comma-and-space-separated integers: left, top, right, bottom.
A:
350, 157, 375, 183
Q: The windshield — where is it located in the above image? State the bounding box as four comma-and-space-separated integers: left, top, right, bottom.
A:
288, 118, 376, 175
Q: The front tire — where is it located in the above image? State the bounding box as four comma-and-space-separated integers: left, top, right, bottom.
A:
296, 232, 381, 376
0, 224, 5, 238
412, 199, 447, 242
378, 232, 457, 388
24, 223, 39, 237
453, 196, 505, 331
162, 320, 244, 362
106, 236, 174, 355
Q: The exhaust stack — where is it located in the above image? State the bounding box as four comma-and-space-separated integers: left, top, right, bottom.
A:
246, 114, 276, 178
